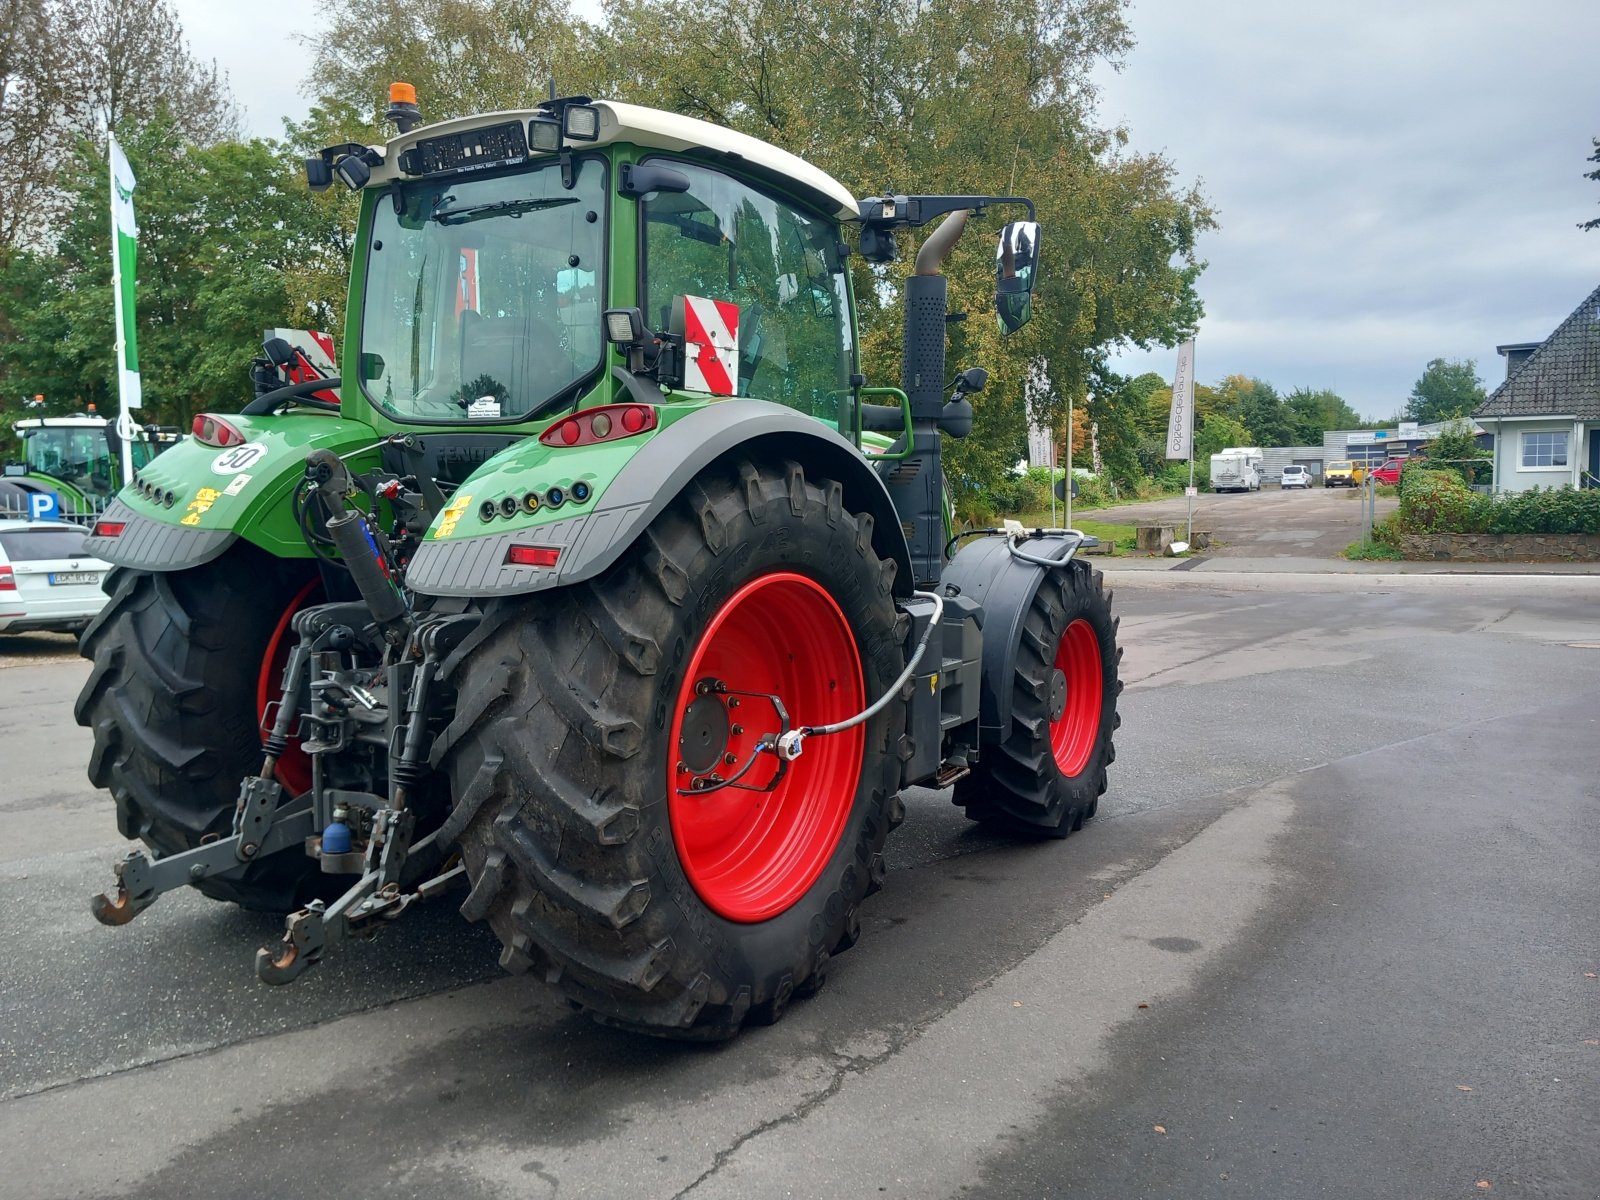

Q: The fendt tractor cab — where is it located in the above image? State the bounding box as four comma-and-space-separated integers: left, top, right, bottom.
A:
79, 87, 1122, 1039
2, 415, 177, 520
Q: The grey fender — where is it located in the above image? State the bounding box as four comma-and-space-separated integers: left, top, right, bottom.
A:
404, 400, 915, 599
83, 498, 238, 572
940, 533, 1084, 746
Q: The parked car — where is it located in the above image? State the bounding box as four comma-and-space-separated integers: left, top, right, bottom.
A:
0, 519, 110, 634
1369, 458, 1406, 487
1323, 460, 1365, 488
1280, 465, 1311, 489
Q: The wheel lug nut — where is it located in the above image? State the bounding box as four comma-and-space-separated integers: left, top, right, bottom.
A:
723, 752, 737, 765
731, 724, 743, 735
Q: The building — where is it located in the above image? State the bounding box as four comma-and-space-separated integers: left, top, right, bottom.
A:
1475, 283, 1600, 492
1255, 422, 1486, 483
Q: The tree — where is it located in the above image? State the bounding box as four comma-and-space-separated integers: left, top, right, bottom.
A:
1215, 374, 1292, 446
1418, 417, 1490, 486
0, 120, 347, 426
1582, 136, 1599, 233
1405, 358, 1486, 424
0, 0, 239, 261
1284, 386, 1361, 444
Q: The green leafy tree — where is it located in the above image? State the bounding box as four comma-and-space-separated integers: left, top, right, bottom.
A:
1405, 358, 1486, 423
1284, 386, 1361, 444
0, 120, 347, 425
1418, 417, 1491, 486
1215, 374, 1291, 446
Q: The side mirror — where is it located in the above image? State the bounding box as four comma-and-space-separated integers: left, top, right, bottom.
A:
995, 220, 1041, 334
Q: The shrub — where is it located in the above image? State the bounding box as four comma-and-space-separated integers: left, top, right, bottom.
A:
1397, 468, 1476, 533
1398, 473, 1600, 536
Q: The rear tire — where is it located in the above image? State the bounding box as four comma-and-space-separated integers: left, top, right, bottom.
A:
74, 547, 326, 911
956, 561, 1121, 837
434, 458, 907, 1038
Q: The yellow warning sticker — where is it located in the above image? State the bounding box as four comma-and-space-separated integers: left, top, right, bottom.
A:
433, 493, 472, 540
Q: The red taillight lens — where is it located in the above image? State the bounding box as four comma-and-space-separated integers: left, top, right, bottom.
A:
0, 566, 14, 591
192, 413, 246, 448
505, 545, 561, 568
90, 520, 126, 538
539, 404, 658, 448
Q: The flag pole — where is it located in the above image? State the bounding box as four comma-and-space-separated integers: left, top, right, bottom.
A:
109, 135, 141, 487
1186, 346, 1195, 546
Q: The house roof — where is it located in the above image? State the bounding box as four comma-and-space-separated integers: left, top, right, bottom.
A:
1477, 283, 1600, 419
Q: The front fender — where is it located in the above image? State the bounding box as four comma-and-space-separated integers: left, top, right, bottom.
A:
84, 411, 380, 570
405, 400, 913, 599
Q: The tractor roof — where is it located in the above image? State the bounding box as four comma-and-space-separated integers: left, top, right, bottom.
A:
16, 416, 107, 429
368, 100, 859, 221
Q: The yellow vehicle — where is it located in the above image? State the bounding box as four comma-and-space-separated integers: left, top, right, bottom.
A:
1323, 460, 1365, 488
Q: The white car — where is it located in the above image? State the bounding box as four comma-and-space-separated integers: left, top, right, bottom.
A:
0, 519, 111, 634
1280, 465, 1311, 490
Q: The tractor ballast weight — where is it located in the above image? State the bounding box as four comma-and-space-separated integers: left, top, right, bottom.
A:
79, 91, 1122, 1037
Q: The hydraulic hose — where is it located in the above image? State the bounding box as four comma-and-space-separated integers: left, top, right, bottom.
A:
774, 588, 945, 761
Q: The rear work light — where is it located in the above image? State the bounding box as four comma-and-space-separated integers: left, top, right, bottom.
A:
539, 404, 657, 448
505, 545, 561, 568
192, 413, 246, 448
90, 520, 126, 538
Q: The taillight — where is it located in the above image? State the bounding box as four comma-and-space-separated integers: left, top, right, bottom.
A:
0, 566, 14, 591
192, 413, 246, 447
505, 545, 561, 568
90, 520, 126, 538
538, 404, 657, 448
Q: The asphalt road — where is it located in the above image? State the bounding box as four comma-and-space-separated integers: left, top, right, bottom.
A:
1082, 484, 1398, 558
2, 570, 1597, 1199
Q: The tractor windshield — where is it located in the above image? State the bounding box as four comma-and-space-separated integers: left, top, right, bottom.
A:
358, 157, 606, 422
21, 425, 117, 494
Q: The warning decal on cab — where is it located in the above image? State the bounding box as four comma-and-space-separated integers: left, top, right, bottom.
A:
677, 295, 739, 396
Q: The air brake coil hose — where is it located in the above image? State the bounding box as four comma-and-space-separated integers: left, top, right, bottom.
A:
773, 589, 944, 762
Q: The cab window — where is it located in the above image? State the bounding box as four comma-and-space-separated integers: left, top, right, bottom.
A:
640, 161, 853, 421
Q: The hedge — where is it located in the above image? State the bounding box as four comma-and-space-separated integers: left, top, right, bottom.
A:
1397, 467, 1600, 535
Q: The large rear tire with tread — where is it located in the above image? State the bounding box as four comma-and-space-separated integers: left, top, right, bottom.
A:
434, 458, 907, 1039
74, 547, 325, 911
955, 561, 1121, 837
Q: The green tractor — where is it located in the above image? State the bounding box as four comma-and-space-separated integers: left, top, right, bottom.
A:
3, 414, 176, 520
80, 87, 1122, 1038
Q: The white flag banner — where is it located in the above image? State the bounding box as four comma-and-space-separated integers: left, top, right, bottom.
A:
110, 136, 141, 414
1164, 338, 1195, 460
1025, 358, 1054, 468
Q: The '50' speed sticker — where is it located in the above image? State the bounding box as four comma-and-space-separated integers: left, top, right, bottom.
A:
210, 442, 268, 474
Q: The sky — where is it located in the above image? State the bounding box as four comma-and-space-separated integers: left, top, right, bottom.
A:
176, 0, 1600, 421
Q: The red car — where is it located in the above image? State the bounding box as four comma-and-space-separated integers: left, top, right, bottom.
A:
1369, 458, 1406, 486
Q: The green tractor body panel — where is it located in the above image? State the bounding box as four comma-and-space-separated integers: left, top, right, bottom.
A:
104, 410, 382, 558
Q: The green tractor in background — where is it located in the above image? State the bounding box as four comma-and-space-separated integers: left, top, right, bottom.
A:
2, 414, 178, 520
80, 86, 1122, 1038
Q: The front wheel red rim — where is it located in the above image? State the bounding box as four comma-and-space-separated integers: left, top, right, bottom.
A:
667, 572, 866, 923
1049, 618, 1103, 778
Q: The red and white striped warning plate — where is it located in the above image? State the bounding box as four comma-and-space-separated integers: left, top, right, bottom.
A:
680, 295, 740, 396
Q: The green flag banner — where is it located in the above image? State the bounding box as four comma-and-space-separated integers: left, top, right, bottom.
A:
109, 135, 141, 413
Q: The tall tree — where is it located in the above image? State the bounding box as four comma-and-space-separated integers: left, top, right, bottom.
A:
1582, 136, 1599, 233
1405, 358, 1486, 424
1284, 386, 1360, 444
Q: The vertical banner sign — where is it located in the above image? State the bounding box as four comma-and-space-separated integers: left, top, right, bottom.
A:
1025, 358, 1053, 468
109, 136, 141, 484
1165, 339, 1195, 460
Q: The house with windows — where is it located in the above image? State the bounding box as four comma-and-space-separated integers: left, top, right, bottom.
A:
1475, 282, 1600, 491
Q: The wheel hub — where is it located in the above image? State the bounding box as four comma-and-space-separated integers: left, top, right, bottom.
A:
1048, 667, 1068, 722
678, 683, 732, 776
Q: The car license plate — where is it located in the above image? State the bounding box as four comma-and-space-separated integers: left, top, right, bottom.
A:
49, 571, 100, 586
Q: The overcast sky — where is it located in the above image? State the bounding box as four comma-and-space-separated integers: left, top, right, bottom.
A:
177, 0, 1600, 420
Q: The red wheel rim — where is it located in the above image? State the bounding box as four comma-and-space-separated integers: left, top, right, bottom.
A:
667, 572, 865, 923
1049, 618, 1103, 778
256, 576, 323, 795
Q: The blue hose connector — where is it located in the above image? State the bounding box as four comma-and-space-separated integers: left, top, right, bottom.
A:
321, 820, 353, 855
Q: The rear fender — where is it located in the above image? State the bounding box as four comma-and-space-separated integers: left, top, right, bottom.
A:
405, 400, 913, 599
83, 412, 381, 571
940, 533, 1085, 746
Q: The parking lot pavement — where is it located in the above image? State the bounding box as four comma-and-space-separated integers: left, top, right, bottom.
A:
1075, 485, 1398, 558
2, 574, 1598, 1199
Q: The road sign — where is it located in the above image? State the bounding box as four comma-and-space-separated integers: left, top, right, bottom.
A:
1184, 486, 1198, 497
28, 491, 60, 521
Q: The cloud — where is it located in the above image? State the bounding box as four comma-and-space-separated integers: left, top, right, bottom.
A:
1093, 0, 1600, 417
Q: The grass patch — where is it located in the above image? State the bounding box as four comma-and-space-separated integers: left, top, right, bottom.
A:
1015, 511, 1138, 552
1341, 540, 1404, 561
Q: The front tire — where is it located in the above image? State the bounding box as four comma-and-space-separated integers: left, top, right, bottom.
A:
74, 547, 325, 911
434, 458, 907, 1038
955, 562, 1121, 837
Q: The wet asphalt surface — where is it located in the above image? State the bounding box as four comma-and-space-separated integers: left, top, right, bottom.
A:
1, 541, 1597, 1197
